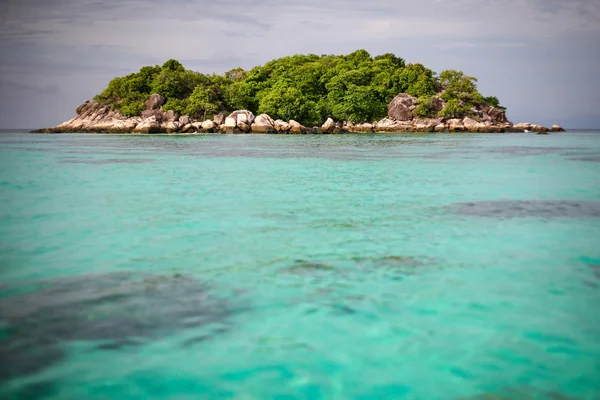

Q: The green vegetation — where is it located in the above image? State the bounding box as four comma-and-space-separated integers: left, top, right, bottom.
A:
94, 50, 505, 124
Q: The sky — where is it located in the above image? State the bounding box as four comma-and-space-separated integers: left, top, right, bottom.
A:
1, 0, 599, 129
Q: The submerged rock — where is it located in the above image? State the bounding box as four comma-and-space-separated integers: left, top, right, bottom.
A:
0, 272, 232, 382
448, 200, 600, 218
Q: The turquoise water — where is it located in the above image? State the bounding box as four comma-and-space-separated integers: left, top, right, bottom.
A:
1, 131, 599, 399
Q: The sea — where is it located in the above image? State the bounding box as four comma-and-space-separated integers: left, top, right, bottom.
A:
0, 131, 599, 399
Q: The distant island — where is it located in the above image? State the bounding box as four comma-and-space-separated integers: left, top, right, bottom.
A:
33, 50, 564, 134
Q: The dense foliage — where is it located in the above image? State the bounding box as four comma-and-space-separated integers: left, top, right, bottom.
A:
94, 50, 504, 124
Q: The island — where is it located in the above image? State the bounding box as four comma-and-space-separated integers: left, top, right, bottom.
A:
32, 50, 565, 134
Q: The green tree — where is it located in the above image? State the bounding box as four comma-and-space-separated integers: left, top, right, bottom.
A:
413, 96, 437, 118
483, 96, 506, 111
184, 86, 221, 119
439, 70, 483, 105
439, 99, 470, 118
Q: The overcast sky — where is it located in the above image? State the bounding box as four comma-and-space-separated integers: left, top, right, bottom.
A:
1, 0, 599, 129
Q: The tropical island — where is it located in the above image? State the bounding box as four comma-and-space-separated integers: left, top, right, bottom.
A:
33, 50, 564, 134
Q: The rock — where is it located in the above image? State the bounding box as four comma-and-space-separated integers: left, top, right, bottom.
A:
76, 101, 90, 115
163, 110, 178, 122
251, 114, 276, 133
388, 93, 417, 121
551, 124, 565, 132
201, 120, 216, 131
375, 118, 402, 132
434, 123, 447, 132
213, 113, 226, 125
179, 115, 190, 125
448, 119, 464, 132
478, 105, 507, 124
414, 118, 441, 132
133, 116, 161, 134
289, 120, 304, 134
531, 124, 549, 133
181, 123, 193, 133
321, 117, 336, 133
228, 110, 255, 126
274, 119, 291, 133
513, 122, 532, 132
462, 117, 488, 132
162, 121, 182, 133
191, 122, 203, 132
221, 117, 238, 133
348, 122, 373, 133
145, 94, 165, 111
430, 96, 445, 113
238, 122, 251, 133
141, 109, 163, 121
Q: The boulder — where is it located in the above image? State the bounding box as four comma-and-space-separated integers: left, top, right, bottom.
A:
180, 123, 193, 133
531, 124, 549, 133
288, 120, 304, 134
190, 122, 202, 132
133, 116, 161, 134
141, 109, 164, 121
321, 117, 336, 133
375, 118, 402, 132
251, 114, 276, 133
201, 120, 216, 131
162, 121, 182, 133
414, 118, 441, 132
76, 101, 91, 115
430, 96, 445, 113
462, 117, 488, 132
484, 106, 507, 123
179, 115, 191, 125
274, 119, 291, 133
238, 122, 251, 133
388, 93, 417, 121
145, 94, 165, 111
434, 123, 447, 132
448, 119, 464, 132
349, 122, 373, 133
513, 122, 533, 132
551, 125, 565, 132
228, 110, 255, 126
163, 110, 178, 122
213, 113, 226, 125
221, 117, 238, 133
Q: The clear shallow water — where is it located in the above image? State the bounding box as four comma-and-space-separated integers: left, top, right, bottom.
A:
0, 131, 599, 399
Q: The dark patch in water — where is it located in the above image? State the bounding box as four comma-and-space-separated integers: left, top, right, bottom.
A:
481, 146, 584, 157
353, 255, 435, 276
570, 156, 600, 163
461, 387, 578, 399
59, 157, 153, 164
329, 304, 358, 315
0, 380, 59, 400
449, 200, 600, 218
588, 264, 600, 280
0, 272, 230, 382
284, 260, 335, 273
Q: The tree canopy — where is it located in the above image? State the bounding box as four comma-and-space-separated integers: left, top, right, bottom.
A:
93, 51, 505, 124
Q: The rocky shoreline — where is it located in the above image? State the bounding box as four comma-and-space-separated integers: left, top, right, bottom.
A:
32, 93, 565, 135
